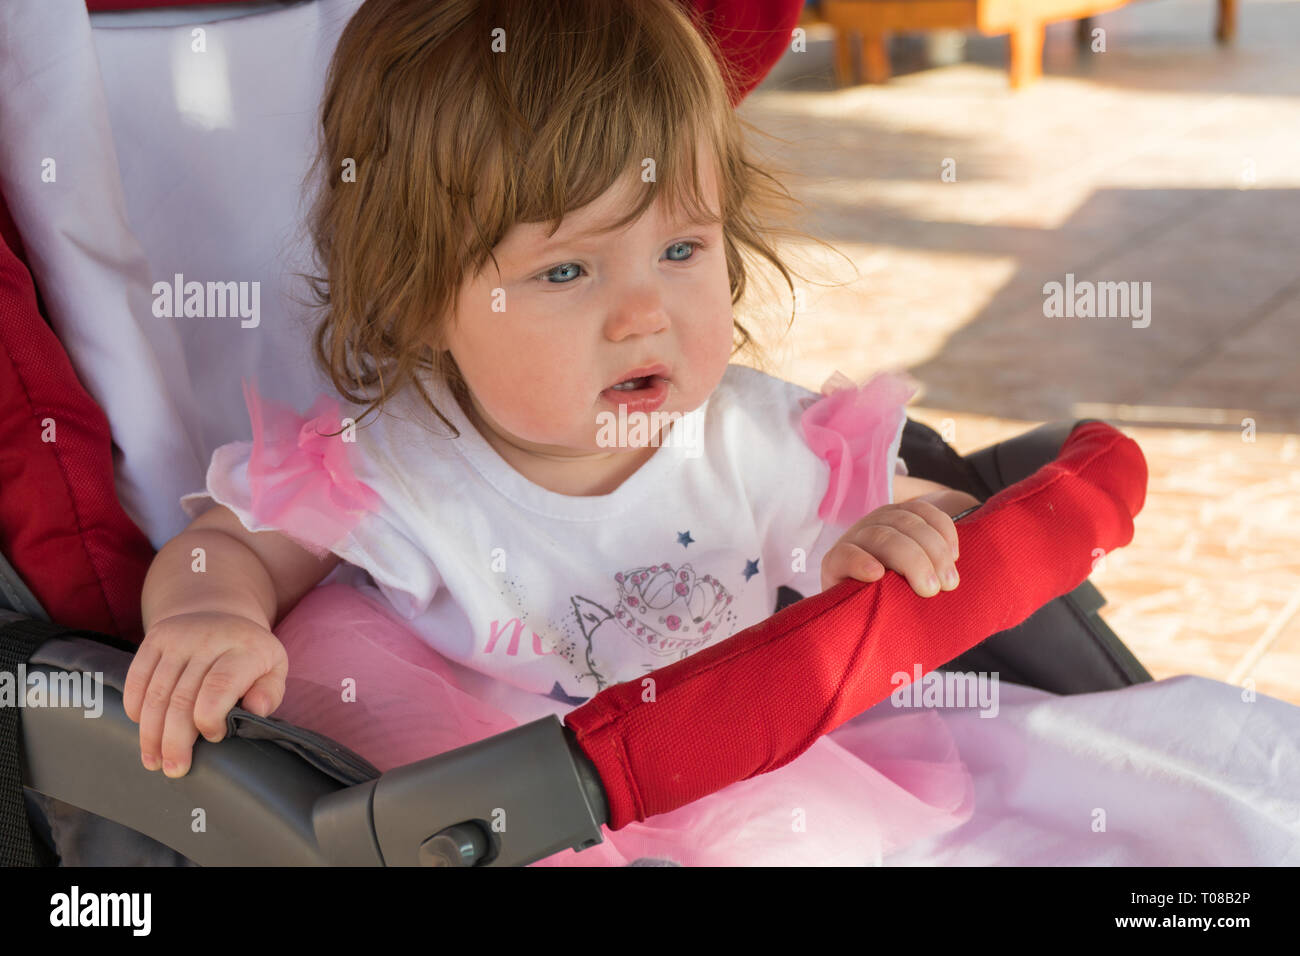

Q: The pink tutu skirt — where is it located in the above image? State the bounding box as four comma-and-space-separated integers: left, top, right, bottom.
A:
271, 582, 975, 866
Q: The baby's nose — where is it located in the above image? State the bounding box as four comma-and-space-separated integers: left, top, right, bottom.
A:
605, 289, 671, 339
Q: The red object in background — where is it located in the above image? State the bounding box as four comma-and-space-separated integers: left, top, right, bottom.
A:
0, 232, 154, 643
566, 421, 1149, 829
688, 0, 804, 105
0, 190, 24, 266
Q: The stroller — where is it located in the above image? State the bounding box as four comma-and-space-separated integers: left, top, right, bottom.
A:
2, 0, 1296, 867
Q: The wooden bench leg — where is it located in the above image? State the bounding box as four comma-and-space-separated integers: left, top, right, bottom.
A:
1216, 0, 1237, 42
833, 29, 856, 86
1009, 21, 1044, 89
1076, 16, 1093, 48
862, 32, 891, 84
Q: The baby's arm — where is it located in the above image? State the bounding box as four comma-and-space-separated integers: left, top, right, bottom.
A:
125, 505, 341, 777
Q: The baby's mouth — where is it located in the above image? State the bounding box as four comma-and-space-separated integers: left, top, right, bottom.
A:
608, 376, 656, 392
599, 374, 671, 409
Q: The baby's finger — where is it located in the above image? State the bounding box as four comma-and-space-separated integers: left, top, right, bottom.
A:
821, 543, 886, 591
849, 524, 945, 596
137, 652, 187, 772
192, 650, 264, 743
877, 505, 960, 589
243, 650, 289, 717
123, 641, 162, 724
894, 499, 961, 563
160, 655, 213, 777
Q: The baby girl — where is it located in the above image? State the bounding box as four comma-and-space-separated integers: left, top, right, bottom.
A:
125, 0, 980, 864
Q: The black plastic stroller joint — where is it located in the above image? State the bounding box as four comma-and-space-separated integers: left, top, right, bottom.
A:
312, 718, 608, 866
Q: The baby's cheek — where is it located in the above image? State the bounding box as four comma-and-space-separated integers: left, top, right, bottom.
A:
526, 389, 598, 444
506, 400, 568, 443
693, 316, 737, 391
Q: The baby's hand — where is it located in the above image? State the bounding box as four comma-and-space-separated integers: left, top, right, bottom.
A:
123, 611, 288, 779
821, 500, 961, 596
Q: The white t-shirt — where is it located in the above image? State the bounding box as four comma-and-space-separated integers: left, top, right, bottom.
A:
181, 364, 907, 706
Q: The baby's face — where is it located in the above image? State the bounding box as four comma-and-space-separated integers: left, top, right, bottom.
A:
444, 153, 735, 462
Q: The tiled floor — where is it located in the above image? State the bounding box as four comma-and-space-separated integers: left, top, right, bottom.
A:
738, 0, 1300, 705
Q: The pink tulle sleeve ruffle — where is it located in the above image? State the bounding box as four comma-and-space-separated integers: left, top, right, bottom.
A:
241, 378, 383, 560
799, 369, 918, 526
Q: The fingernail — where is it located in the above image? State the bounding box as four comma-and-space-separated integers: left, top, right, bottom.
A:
943, 569, 959, 589
142, 752, 158, 771
926, 574, 939, 594
163, 760, 187, 778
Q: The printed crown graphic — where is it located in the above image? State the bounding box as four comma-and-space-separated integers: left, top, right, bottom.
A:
613, 562, 732, 655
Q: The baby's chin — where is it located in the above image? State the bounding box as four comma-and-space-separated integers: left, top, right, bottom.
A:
491, 392, 693, 455
542, 433, 662, 459
506, 426, 670, 460
484, 420, 622, 459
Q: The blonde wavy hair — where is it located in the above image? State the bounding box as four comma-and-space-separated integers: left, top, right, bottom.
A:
301, 0, 845, 437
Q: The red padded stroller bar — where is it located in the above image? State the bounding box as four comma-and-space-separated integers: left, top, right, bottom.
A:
565, 421, 1148, 830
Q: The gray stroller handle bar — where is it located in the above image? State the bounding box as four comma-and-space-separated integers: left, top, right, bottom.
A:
19, 628, 607, 866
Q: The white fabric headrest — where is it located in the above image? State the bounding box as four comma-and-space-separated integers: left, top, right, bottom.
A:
0, 0, 363, 547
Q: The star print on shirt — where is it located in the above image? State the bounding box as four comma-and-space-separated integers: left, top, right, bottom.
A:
677, 531, 695, 547
546, 682, 591, 706
742, 558, 760, 581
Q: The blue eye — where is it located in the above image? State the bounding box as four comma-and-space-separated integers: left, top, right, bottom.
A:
537, 240, 703, 284
541, 262, 583, 284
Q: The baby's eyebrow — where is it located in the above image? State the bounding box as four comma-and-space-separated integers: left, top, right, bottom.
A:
544, 211, 721, 246
675, 211, 723, 229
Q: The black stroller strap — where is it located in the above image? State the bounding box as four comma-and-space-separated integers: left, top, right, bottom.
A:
900, 418, 996, 502
223, 707, 380, 787
0, 616, 77, 866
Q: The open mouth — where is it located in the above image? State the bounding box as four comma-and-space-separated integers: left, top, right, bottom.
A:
609, 375, 656, 392
600, 373, 670, 412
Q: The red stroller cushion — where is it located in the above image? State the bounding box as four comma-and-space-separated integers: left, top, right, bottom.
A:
0, 229, 154, 642
565, 420, 1148, 830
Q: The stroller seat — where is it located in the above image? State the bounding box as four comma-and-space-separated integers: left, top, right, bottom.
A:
3, 0, 1295, 868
